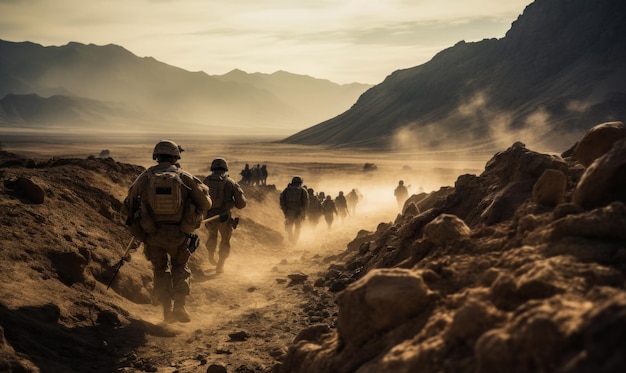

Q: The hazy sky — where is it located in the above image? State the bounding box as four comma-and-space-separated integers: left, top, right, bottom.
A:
1, 0, 532, 84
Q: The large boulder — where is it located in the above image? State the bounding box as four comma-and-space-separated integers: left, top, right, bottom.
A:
572, 138, 626, 209
336, 268, 435, 348
573, 121, 626, 167
532, 168, 567, 206
422, 213, 471, 246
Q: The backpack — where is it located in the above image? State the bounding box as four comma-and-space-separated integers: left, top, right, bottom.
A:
283, 185, 304, 210
204, 174, 226, 209
146, 169, 186, 223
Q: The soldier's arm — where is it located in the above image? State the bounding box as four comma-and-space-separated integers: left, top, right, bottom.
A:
232, 182, 247, 209
184, 174, 212, 213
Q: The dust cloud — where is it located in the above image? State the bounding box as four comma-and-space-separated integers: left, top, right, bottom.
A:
389, 90, 592, 157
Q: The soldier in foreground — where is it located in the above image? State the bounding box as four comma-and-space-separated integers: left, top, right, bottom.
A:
279, 176, 309, 243
125, 140, 212, 323
203, 158, 247, 274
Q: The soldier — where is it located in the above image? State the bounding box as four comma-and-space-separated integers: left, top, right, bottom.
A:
306, 187, 323, 228
322, 195, 338, 229
125, 140, 212, 323
346, 188, 359, 216
240, 164, 252, 185
260, 165, 268, 186
203, 158, 247, 274
335, 191, 349, 222
394, 180, 409, 211
279, 176, 309, 243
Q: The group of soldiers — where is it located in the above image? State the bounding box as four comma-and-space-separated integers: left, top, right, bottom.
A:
239, 163, 268, 186
124, 140, 413, 324
125, 140, 247, 323
279, 176, 362, 244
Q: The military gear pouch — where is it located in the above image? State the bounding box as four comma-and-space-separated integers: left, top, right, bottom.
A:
147, 170, 185, 223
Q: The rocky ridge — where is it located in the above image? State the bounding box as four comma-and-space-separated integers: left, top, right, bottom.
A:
278, 121, 626, 372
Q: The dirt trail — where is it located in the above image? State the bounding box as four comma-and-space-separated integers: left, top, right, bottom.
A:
115, 218, 381, 373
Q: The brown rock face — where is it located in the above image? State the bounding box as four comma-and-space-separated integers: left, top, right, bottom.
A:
573, 121, 626, 167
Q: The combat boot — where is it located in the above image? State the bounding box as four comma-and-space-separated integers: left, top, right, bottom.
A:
173, 294, 191, 323
207, 249, 217, 265
161, 298, 176, 324
216, 257, 225, 274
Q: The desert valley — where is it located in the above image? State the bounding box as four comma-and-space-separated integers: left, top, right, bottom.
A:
1, 0, 626, 372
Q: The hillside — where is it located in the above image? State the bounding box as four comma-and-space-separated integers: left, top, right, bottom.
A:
282, 0, 626, 152
0, 41, 370, 136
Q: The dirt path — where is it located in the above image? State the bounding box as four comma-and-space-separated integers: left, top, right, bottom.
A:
115, 219, 374, 373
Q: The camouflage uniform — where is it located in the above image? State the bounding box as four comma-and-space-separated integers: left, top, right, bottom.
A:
280, 176, 309, 243
322, 195, 338, 229
203, 158, 247, 273
126, 140, 211, 323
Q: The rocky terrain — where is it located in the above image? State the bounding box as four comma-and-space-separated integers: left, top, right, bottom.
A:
1, 120, 625, 373
278, 121, 626, 372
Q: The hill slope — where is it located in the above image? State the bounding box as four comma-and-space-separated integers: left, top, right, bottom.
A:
282, 0, 626, 152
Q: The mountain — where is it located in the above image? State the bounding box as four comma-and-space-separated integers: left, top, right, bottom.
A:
0, 40, 371, 136
281, 0, 626, 153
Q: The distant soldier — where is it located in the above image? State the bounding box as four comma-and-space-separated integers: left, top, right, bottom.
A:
322, 195, 338, 229
394, 180, 409, 211
203, 158, 247, 274
318, 191, 326, 202
346, 188, 359, 216
306, 188, 323, 228
335, 191, 349, 222
240, 164, 252, 186
250, 164, 261, 186
260, 165, 268, 186
125, 140, 212, 323
279, 176, 309, 243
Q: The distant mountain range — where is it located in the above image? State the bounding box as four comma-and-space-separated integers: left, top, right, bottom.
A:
0, 40, 371, 137
282, 0, 626, 153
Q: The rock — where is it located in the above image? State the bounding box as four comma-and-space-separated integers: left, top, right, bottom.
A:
422, 214, 471, 246
573, 121, 626, 167
572, 138, 626, 209
445, 301, 501, 341
336, 268, 434, 347
206, 364, 227, 373
288, 272, 309, 284
532, 168, 567, 206
228, 330, 249, 341
547, 202, 626, 241
3, 176, 46, 204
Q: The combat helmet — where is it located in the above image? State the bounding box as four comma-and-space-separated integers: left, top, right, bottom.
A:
211, 157, 229, 171
152, 140, 183, 160
291, 176, 303, 185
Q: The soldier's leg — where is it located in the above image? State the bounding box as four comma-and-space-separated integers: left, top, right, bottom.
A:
294, 216, 302, 243
205, 222, 219, 265
284, 217, 294, 242
170, 243, 191, 323
216, 221, 233, 273
146, 245, 174, 322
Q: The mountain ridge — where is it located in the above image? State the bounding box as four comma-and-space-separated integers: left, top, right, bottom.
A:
281, 0, 626, 153
0, 39, 371, 136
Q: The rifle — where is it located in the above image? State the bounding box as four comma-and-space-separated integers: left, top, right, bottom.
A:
107, 236, 137, 290
202, 211, 239, 229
